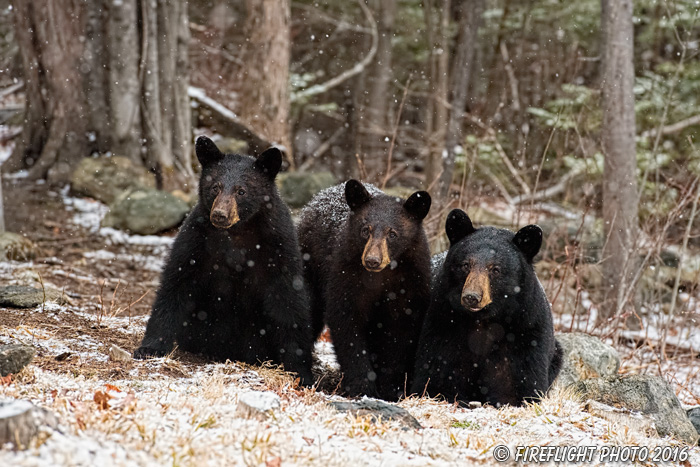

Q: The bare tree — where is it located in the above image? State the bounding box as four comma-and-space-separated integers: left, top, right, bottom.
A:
423, 0, 451, 188
236, 0, 293, 165
600, 0, 639, 326
357, 0, 397, 180
6, 0, 193, 189
436, 0, 485, 198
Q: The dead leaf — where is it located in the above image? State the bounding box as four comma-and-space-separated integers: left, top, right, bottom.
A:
265, 456, 281, 467
302, 436, 314, 446
94, 390, 112, 410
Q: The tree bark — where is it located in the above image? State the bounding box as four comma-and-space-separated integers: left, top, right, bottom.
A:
423, 0, 450, 189
358, 0, 397, 181
237, 0, 292, 165
600, 0, 639, 327
7, 0, 194, 189
437, 0, 485, 198
6, 0, 88, 182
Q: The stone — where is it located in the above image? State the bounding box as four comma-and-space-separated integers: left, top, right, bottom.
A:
0, 285, 69, 309
236, 391, 281, 420
584, 399, 657, 438
330, 399, 422, 430
0, 344, 35, 377
0, 232, 40, 262
575, 374, 699, 444
102, 188, 190, 235
214, 137, 248, 155
71, 155, 155, 204
687, 407, 700, 444
0, 399, 58, 450
552, 332, 620, 389
277, 172, 336, 208
107, 345, 132, 363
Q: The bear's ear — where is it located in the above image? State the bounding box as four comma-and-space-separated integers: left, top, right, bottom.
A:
404, 191, 431, 220
513, 224, 543, 262
445, 209, 475, 246
345, 179, 372, 211
254, 147, 283, 180
195, 136, 224, 166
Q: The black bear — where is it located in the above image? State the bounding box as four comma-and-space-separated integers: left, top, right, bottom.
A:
411, 209, 562, 406
299, 180, 432, 400
134, 136, 314, 385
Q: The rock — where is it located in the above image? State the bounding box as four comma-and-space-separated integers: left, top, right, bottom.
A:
277, 172, 336, 208
688, 407, 700, 444
107, 345, 132, 363
575, 374, 699, 444
171, 190, 198, 208
0, 399, 58, 449
102, 188, 190, 235
236, 391, 281, 420
214, 137, 248, 155
0, 344, 35, 377
71, 155, 155, 204
584, 399, 657, 438
552, 333, 620, 389
330, 400, 422, 430
0, 285, 69, 308
0, 232, 40, 262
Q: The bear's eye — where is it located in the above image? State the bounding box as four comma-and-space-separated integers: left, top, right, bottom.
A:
238, 188, 246, 196
388, 230, 398, 239
491, 265, 501, 276
361, 226, 371, 238
460, 262, 470, 274
211, 184, 221, 195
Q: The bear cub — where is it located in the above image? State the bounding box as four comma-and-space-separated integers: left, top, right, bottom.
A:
134, 136, 314, 385
411, 209, 562, 406
299, 180, 432, 400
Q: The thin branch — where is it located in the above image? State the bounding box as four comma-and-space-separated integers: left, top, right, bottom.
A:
381, 75, 412, 189
291, 0, 377, 102
640, 113, 700, 139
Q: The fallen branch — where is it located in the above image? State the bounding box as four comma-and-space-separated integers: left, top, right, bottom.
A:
512, 164, 586, 205
291, 0, 377, 102
188, 86, 271, 154
641, 113, 700, 138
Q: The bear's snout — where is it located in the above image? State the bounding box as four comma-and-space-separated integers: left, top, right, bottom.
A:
210, 194, 240, 229
461, 291, 482, 310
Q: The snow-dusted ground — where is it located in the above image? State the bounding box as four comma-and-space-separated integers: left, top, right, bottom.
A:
0, 184, 698, 465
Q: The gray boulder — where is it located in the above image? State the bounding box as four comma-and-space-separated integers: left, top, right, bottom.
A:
71, 155, 155, 204
330, 400, 422, 430
552, 332, 620, 389
277, 172, 336, 208
0, 399, 58, 449
575, 374, 699, 444
0, 344, 35, 377
688, 407, 700, 444
0, 232, 40, 261
0, 285, 69, 308
102, 188, 190, 235
236, 391, 281, 420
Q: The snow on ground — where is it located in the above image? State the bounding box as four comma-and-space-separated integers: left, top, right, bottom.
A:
0, 187, 698, 465
1, 301, 698, 466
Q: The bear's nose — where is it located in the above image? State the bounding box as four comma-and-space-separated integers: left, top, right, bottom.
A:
210, 210, 229, 226
461, 292, 481, 310
364, 256, 381, 270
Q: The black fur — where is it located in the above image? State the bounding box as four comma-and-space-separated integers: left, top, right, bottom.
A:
134, 136, 314, 385
298, 181, 432, 401
411, 209, 562, 406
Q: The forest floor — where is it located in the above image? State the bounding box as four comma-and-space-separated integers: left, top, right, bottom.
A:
0, 177, 699, 466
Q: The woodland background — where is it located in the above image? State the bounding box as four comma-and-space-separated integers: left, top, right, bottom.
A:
0, 0, 699, 345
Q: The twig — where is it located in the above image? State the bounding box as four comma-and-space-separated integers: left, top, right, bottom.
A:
298, 126, 345, 172
292, 0, 378, 102
381, 75, 412, 189
640, 113, 700, 138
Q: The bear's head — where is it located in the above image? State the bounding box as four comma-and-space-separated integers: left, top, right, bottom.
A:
195, 136, 282, 229
344, 179, 431, 272
443, 209, 542, 314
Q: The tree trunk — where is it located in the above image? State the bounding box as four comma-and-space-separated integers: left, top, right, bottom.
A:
237, 0, 292, 165
437, 0, 485, 198
423, 0, 450, 189
7, 0, 193, 189
6, 0, 88, 182
600, 0, 639, 328
358, 0, 397, 181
